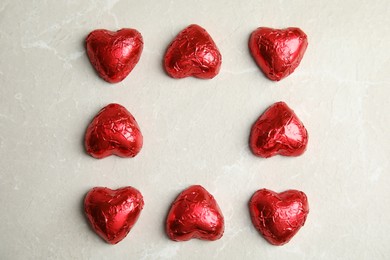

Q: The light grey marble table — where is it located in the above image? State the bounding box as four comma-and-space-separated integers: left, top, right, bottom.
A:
0, 0, 389, 259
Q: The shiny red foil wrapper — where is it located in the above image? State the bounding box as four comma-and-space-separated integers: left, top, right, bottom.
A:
249, 189, 309, 246
84, 103, 143, 159
250, 101, 308, 158
166, 185, 224, 241
84, 186, 144, 244
249, 27, 308, 81
86, 28, 143, 83
164, 24, 222, 79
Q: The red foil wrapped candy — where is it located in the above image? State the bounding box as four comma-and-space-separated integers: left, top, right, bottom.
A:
249, 189, 309, 245
249, 27, 308, 81
86, 28, 143, 83
84, 103, 143, 159
249, 102, 308, 158
166, 185, 224, 241
164, 24, 222, 79
84, 186, 144, 244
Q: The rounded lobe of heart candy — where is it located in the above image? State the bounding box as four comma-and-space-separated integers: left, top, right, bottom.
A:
84, 186, 144, 244
86, 28, 143, 83
166, 185, 224, 241
249, 189, 309, 246
164, 24, 222, 79
84, 103, 143, 159
249, 27, 308, 81
250, 101, 308, 158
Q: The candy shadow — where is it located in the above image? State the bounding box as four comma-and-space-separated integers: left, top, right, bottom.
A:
80, 123, 88, 157
80, 128, 86, 157
79, 190, 87, 220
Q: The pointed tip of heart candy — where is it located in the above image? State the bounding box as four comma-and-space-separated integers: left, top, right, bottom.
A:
84, 103, 143, 159
86, 28, 143, 84
166, 185, 225, 241
249, 27, 308, 81
249, 188, 309, 246
249, 101, 308, 158
164, 24, 222, 79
